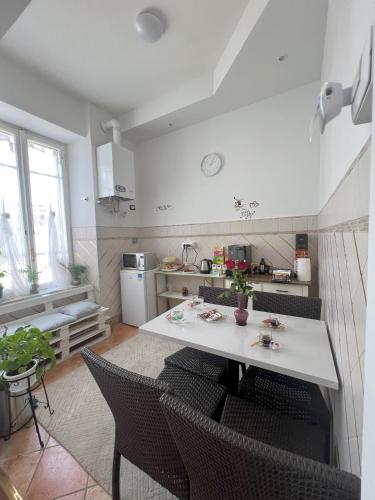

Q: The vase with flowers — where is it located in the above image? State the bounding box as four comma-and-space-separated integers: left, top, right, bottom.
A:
223, 268, 254, 326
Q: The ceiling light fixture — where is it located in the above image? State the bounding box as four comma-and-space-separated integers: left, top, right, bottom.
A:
277, 54, 288, 62
135, 11, 165, 43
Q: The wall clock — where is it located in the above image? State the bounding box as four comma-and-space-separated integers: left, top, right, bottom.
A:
201, 153, 223, 176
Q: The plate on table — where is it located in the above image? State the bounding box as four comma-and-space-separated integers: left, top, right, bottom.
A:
199, 309, 225, 322
261, 318, 286, 330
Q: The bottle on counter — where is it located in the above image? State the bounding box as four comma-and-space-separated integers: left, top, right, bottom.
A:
259, 258, 266, 274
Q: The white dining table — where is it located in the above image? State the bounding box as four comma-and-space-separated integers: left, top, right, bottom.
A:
139, 300, 339, 390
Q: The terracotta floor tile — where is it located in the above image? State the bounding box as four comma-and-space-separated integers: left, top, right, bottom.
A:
54, 489, 86, 500
1, 450, 42, 496
0, 424, 48, 461
85, 485, 111, 500
26, 446, 88, 500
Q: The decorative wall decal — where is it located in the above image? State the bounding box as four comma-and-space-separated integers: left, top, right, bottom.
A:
156, 204, 172, 212
234, 197, 260, 220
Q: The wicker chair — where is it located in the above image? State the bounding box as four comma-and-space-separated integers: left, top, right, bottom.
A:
221, 395, 329, 463
253, 291, 321, 320
160, 393, 361, 500
81, 347, 227, 500
165, 286, 247, 385
241, 292, 329, 432
199, 285, 246, 308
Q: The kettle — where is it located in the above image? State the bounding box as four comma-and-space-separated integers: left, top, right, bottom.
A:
200, 259, 213, 274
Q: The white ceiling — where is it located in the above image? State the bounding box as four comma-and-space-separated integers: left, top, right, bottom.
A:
0, 0, 248, 114
122, 0, 328, 142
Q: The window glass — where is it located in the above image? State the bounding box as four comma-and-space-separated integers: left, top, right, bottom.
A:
27, 139, 68, 286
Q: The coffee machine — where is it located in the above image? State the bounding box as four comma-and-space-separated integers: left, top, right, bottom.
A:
228, 245, 252, 263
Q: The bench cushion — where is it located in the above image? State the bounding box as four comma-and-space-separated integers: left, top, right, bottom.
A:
0, 323, 28, 336
60, 301, 101, 319
31, 313, 75, 332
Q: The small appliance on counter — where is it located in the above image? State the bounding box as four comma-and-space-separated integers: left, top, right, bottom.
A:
200, 259, 212, 274
228, 245, 252, 263
272, 269, 292, 284
295, 258, 311, 282
122, 252, 158, 271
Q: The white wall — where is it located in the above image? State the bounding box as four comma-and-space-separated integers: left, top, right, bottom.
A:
0, 53, 86, 137
135, 81, 320, 227
319, 0, 372, 208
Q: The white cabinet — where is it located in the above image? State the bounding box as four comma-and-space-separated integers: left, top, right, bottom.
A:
263, 282, 308, 297
225, 279, 309, 297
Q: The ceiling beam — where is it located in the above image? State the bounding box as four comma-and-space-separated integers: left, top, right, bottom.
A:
0, 0, 31, 40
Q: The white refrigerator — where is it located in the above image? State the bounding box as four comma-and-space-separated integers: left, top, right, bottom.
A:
120, 268, 158, 326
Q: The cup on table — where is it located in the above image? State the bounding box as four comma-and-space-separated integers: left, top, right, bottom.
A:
258, 326, 273, 347
171, 309, 184, 322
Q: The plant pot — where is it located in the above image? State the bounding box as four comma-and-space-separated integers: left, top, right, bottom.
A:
0, 285, 3, 300
30, 283, 39, 294
3, 359, 38, 394
71, 277, 81, 286
234, 293, 249, 326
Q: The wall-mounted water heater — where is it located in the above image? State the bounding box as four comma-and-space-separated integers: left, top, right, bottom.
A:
311, 27, 373, 138
96, 119, 135, 201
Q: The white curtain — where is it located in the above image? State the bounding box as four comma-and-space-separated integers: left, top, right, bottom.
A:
48, 210, 69, 289
0, 212, 28, 297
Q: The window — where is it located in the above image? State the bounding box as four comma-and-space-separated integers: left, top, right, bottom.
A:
0, 122, 70, 297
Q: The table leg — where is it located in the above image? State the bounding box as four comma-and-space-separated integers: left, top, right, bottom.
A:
226, 359, 240, 394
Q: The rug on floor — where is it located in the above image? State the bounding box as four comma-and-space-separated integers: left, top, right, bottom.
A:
37, 333, 180, 499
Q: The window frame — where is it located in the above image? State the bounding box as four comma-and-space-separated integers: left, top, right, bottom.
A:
0, 119, 72, 291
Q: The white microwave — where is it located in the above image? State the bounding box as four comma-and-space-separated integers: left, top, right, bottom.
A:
122, 252, 158, 271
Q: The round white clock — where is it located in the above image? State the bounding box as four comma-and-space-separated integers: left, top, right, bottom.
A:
201, 153, 223, 176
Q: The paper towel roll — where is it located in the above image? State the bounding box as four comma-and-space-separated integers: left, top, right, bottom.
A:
296, 258, 311, 282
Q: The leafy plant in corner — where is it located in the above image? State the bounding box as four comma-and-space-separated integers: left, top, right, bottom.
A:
68, 264, 87, 286
0, 326, 56, 379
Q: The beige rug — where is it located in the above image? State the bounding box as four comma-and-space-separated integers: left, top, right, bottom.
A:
37, 334, 181, 499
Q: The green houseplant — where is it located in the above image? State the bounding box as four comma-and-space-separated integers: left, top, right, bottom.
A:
0, 269, 6, 300
0, 251, 6, 300
0, 326, 56, 394
21, 265, 41, 294
223, 269, 255, 326
68, 264, 86, 286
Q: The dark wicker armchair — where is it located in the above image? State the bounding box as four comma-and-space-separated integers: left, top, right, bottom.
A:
253, 291, 321, 320
160, 393, 361, 500
81, 348, 226, 499
165, 286, 247, 384
198, 285, 246, 308
241, 292, 328, 432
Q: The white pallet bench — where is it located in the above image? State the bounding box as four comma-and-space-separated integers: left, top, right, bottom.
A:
0, 285, 111, 365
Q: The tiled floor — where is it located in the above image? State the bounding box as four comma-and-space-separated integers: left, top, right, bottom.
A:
0, 323, 137, 499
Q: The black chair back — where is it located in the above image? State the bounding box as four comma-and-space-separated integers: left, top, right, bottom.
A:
81, 347, 188, 499
160, 393, 360, 500
253, 291, 321, 320
198, 285, 247, 308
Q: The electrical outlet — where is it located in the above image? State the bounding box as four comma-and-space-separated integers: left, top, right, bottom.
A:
181, 241, 196, 250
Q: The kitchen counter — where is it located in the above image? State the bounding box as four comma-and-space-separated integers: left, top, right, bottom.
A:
155, 270, 311, 286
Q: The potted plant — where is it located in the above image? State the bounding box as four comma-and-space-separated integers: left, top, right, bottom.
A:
68, 264, 86, 286
223, 268, 255, 326
0, 326, 56, 394
0, 251, 6, 300
21, 265, 40, 294
0, 269, 6, 300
